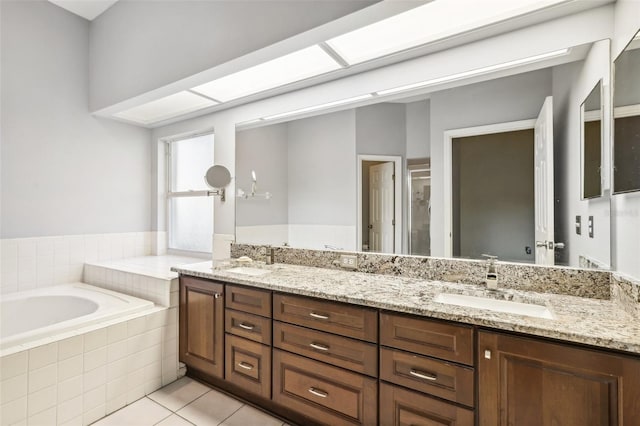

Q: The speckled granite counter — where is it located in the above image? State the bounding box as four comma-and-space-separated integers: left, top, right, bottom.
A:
172, 261, 640, 355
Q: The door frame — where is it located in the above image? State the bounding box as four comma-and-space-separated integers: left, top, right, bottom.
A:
443, 119, 536, 257
357, 154, 403, 253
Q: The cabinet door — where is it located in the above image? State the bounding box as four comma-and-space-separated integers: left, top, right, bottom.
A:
478, 331, 640, 425
179, 277, 224, 379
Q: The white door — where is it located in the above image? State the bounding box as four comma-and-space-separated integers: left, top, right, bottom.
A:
369, 162, 395, 253
534, 96, 555, 265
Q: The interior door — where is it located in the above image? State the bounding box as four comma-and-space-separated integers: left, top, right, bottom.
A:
369, 162, 395, 253
534, 96, 555, 265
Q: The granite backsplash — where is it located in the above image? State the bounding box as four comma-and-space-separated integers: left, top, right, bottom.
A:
230, 244, 612, 300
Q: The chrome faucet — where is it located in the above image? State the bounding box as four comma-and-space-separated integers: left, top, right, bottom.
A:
265, 246, 275, 265
481, 254, 498, 290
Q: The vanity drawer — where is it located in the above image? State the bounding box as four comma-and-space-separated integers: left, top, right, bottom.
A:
226, 285, 272, 317
379, 382, 474, 426
273, 321, 377, 376
380, 347, 474, 407
225, 334, 271, 399
380, 312, 474, 366
273, 294, 377, 343
225, 309, 272, 345
273, 349, 377, 425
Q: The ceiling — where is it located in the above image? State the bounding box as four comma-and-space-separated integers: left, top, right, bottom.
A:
48, 0, 118, 21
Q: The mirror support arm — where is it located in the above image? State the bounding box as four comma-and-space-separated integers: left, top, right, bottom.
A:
207, 189, 225, 202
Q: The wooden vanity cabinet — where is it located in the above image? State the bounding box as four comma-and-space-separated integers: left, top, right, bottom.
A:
478, 331, 640, 426
179, 276, 225, 379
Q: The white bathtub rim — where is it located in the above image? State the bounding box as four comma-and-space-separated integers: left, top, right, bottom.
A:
0, 283, 161, 357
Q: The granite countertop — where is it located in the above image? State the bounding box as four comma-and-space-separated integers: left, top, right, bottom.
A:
172, 260, 640, 355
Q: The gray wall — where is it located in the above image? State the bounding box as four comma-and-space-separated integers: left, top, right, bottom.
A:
614, 46, 640, 107
0, 0, 151, 238
453, 130, 535, 263
356, 103, 407, 156
287, 110, 356, 226
89, 0, 377, 111
235, 124, 289, 226
406, 100, 431, 159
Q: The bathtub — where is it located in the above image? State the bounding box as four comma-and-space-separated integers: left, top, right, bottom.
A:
0, 282, 155, 351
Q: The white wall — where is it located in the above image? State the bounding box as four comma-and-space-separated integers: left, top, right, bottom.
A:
429, 69, 553, 256
89, 0, 377, 111
611, 0, 640, 279
0, 0, 151, 239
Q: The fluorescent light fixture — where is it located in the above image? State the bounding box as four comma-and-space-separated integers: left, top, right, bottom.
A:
263, 94, 374, 121
114, 91, 217, 125
191, 45, 342, 102
326, 0, 569, 65
377, 48, 570, 96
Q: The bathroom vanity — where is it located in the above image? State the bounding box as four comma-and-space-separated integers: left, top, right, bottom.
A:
174, 260, 640, 426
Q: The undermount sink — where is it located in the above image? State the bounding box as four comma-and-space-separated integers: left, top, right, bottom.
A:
433, 293, 554, 319
226, 267, 272, 277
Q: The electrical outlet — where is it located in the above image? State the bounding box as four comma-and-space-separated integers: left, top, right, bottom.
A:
340, 254, 358, 270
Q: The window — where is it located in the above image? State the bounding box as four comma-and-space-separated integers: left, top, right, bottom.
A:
167, 133, 215, 253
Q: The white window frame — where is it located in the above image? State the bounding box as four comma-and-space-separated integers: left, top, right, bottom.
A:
165, 131, 216, 257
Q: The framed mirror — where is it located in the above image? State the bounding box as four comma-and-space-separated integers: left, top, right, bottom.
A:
613, 30, 640, 194
581, 81, 603, 199
235, 40, 611, 269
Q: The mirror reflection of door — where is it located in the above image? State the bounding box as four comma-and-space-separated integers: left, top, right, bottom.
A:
582, 81, 603, 199
450, 97, 556, 265
408, 161, 431, 256
366, 161, 395, 252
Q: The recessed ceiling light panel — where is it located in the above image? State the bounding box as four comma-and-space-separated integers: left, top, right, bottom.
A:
114, 91, 217, 125
326, 0, 569, 65
191, 45, 342, 102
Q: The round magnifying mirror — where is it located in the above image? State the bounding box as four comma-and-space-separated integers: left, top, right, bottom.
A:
204, 165, 232, 189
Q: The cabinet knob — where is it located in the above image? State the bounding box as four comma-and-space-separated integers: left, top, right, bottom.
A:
484, 349, 492, 359
308, 387, 328, 398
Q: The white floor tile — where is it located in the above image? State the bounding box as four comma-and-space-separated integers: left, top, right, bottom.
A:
148, 377, 210, 412
220, 405, 284, 426
154, 414, 194, 426
176, 390, 243, 426
93, 397, 171, 426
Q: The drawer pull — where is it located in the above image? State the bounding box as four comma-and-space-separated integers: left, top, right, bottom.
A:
237, 361, 254, 370
309, 312, 330, 320
409, 369, 438, 381
309, 342, 330, 351
308, 387, 328, 398
238, 322, 255, 331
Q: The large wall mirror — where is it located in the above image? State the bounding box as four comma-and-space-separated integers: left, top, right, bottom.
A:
582, 80, 603, 199
235, 40, 612, 270
613, 31, 640, 194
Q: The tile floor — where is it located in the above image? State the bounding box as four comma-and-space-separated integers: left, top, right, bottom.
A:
93, 377, 288, 426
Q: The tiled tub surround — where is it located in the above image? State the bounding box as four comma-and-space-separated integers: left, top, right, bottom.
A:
0, 308, 179, 426
173, 260, 640, 355
231, 244, 612, 299
0, 231, 168, 295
